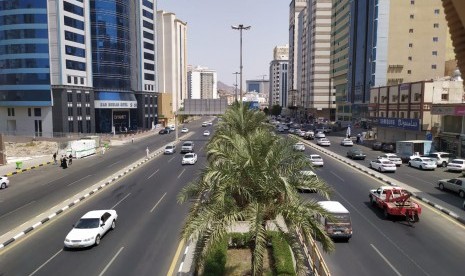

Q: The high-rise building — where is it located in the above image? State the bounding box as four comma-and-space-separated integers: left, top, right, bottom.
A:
246, 79, 270, 94
187, 66, 217, 100
156, 11, 188, 120
269, 45, 289, 107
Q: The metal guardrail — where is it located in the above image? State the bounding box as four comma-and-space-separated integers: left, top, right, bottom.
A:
295, 227, 331, 276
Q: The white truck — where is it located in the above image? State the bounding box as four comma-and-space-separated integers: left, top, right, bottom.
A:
396, 140, 433, 162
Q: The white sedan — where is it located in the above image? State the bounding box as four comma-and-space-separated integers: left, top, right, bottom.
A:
340, 138, 353, 146
446, 159, 465, 172
181, 127, 189, 133
369, 159, 397, 173
308, 154, 324, 167
315, 132, 325, 139
182, 153, 198, 165
203, 130, 210, 136
293, 142, 305, 152
316, 138, 331, 146
64, 210, 117, 248
377, 153, 402, 166
408, 157, 437, 170
1, 176, 10, 189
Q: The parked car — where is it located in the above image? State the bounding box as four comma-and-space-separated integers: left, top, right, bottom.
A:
372, 141, 383, 151
181, 127, 189, 133
203, 130, 210, 136
347, 149, 366, 160
64, 210, 118, 248
369, 159, 397, 173
202, 122, 208, 127
316, 138, 331, 147
377, 153, 402, 166
304, 131, 315, 140
408, 157, 437, 170
340, 138, 354, 147
182, 153, 198, 165
315, 131, 325, 139
164, 145, 176, 154
425, 152, 456, 167
0, 176, 9, 189
308, 154, 324, 167
207, 121, 213, 126
293, 142, 306, 152
381, 142, 396, 153
159, 129, 169, 134
447, 159, 465, 172
437, 178, 465, 198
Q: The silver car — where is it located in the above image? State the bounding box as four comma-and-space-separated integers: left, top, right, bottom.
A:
1, 176, 9, 189
437, 178, 465, 198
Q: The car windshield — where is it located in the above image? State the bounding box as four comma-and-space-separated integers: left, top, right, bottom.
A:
166, 146, 174, 149
183, 142, 192, 146
312, 156, 322, 160
451, 160, 463, 164
327, 213, 351, 224
74, 218, 100, 229
185, 154, 194, 158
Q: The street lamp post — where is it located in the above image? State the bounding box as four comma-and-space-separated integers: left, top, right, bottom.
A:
231, 24, 251, 102
233, 72, 240, 102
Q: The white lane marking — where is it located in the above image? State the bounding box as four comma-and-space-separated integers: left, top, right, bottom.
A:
199, 145, 205, 152
147, 169, 159, 180
98, 247, 124, 276
43, 175, 67, 185
0, 201, 36, 219
177, 168, 186, 179
111, 193, 131, 209
107, 160, 121, 168
168, 156, 176, 163
28, 249, 62, 276
67, 174, 92, 186
370, 244, 402, 276
150, 193, 167, 213
330, 171, 345, 182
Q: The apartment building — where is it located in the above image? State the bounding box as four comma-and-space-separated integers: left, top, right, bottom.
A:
187, 66, 217, 100
269, 45, 289, 107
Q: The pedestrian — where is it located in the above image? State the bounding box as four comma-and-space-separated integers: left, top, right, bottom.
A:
53, 152, 57, 165
146, 147, 149, 158
360, 134, 364, 144
131, 137, 134, 144
102, 146, 105, 155
61, 155, 68, 169
356, 134, 361, 144
68, 153, 73, 165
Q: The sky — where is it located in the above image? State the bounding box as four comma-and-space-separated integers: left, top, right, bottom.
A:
157, 0, 290, 88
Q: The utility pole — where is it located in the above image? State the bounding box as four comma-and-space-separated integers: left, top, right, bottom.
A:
231, 24, 251, 103
233, 72, 240, 102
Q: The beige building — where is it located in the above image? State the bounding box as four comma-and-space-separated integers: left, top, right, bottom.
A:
156, 11, 188, 121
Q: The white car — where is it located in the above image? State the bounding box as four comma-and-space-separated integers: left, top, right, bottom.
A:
298, 170, 319, 192
446, 159, 465, 172
437, 178, 465, 198
369, 159, 397, 173
1, 176, 10, 189
408, 157, 437, 170
315, 132, 325, 139
202, 122, 208, 127
316, 138, 331, 146
164, 145, 176, 154
308, 154, 324, 167
293, 142, 305, 152
182, 153, 198, 165
64, 210, 117, 248
207, 121, 213, 126
377, 153, 402, 166
203, 130, 210, 136
340, 138, 353, 146
181, 127, 189, 133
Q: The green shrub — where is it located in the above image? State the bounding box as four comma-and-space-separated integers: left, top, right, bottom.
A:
229, 232, 253, 248
202, 239, 228, 276
269, 232, 296, 276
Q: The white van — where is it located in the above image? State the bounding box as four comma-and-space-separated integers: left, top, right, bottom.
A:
317, 201, 352, 241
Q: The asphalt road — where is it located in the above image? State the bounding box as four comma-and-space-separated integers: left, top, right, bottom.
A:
0, 121, 213, 276
299, 141, 465, 276
299, 132, 465, 216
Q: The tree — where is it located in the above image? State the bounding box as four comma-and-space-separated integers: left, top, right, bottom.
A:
270, 104, 282, 116
177, 107, 189, 123
178, 103, 334, 275
263, 107, 269, 115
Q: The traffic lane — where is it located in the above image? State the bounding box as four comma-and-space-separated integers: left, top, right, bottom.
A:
0, 129, 197, 235
0, 132, 207, 276
302, 136, 465, 212
303, 148, 465, 276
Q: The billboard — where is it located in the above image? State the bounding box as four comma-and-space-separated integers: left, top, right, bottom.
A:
377, 117, 420, 131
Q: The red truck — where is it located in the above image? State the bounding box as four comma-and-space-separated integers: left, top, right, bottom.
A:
369, 186, 421, 224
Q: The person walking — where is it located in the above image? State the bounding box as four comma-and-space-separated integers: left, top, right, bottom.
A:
53, 152, 57, 165
102, 146, 105, 155
146, 147, 149, 158
131, 136, 134, 144
68, 153, 73, 165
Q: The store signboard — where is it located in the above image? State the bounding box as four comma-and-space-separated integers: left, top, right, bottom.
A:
377, 117, 420, 131
94, 100, 137, 109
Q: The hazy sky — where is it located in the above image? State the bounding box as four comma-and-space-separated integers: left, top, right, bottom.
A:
157, 0, 290, 88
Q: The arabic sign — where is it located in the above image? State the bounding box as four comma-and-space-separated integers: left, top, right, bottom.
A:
377, 117, 420, 131
94, 100, 138, 109
431, 105, 465, 115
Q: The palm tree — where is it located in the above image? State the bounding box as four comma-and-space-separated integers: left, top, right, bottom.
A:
178, 104, 334, 275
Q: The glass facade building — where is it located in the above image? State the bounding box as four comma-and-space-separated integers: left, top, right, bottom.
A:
0, 0, 52, 106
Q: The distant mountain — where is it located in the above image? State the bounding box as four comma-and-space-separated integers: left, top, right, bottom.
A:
217, 81, 235, 94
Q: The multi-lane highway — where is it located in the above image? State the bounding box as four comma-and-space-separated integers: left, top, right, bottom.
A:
295, 134, 465, 276
0, 119, 213, 275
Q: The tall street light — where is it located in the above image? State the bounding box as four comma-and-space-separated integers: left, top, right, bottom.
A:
231, 24, 251, 103
233, 72, 240, 102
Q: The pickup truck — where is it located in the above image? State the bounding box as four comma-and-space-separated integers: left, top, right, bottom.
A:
181, 141, 195, 153
369, 186, 421, 223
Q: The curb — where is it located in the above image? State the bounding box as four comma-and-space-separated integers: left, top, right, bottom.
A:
0, 134, 192, 250
2, 161, 53, 177
177, 239, 193, 275
296, 135, 465, 227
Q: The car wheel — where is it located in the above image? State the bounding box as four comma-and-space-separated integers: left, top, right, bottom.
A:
459, 190, 465, 198
408, 162, 411, 167
369, 163, 372, 168
0, 183, 6, 189
380, 167, 384, 172
95, 235, 101, 246
439, 183, 444, 190
420, 165, 424, 170
370, 196, 376, 206
383, 208, 390, 219
111, 220, 116, 230
442, 161, 447, 167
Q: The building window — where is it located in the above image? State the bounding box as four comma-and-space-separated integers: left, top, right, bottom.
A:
413, 112, 419, 119
407, 70, 412, 74
34, 120, 43, 136
433, 37, 438, 42
86, 107, 90, 115
67, 76, 72, 83
409, 43, 413, 48
410, 14, 414, 19
434, 9, 440, 15
408, 56, 412, 61
76, 93, 82, 102
7, 108, 15, 116
85, 93, 90, 102
432, 51, 438, 56
391, 111, 396, 117
433, 23, 439, 28
80, 78, 84, 85
28, 108, 32, 117
78, 120, 83, 133
441, 94, 449, 100
400, 112, 405, 118
86, 120, 91, 133
69, 121, 74, 132
411, 0, 415, 4
409, 29, 414, 33
68, 107, 73, 116
432, 64, 437, 69
34, 108, 41, 117
67, 92, 73, 102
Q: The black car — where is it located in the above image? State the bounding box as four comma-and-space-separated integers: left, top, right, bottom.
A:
347, 149, 366, 160
381, 142, 396, 153
372, 141, 383, 151
159, 129, 170, 134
